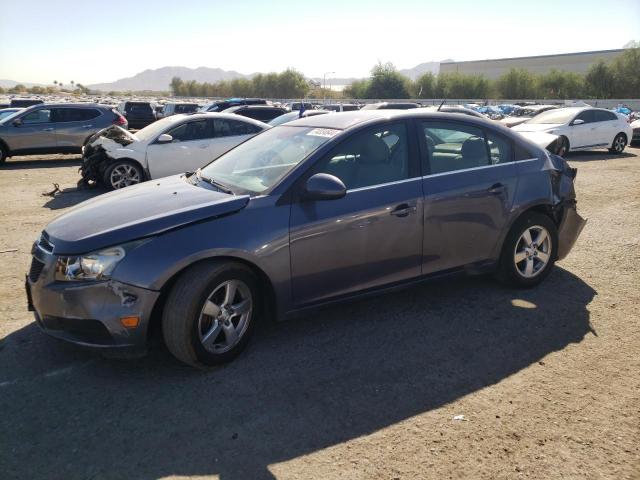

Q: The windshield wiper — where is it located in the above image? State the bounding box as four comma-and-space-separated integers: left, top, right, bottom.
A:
199, 174, 234, 194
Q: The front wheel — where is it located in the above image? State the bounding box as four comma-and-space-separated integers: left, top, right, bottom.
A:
496, 212, 558, 288
0, 144, 7, 164
103, 160, 143, 190
609, 133, 627, 154
162, 261, 260, 368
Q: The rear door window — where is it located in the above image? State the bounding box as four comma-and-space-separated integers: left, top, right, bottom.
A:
214, 119, 262, 137
52, 108, 101, 122
594, 110, 617, 122
421, 122, 490, 174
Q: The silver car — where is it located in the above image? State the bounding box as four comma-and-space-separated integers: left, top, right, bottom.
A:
0, 103, 128, 164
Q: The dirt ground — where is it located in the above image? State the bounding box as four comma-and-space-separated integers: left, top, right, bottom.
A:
0, 147, 638, 480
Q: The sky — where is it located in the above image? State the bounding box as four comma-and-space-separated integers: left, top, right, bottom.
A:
1, 0, 639, 85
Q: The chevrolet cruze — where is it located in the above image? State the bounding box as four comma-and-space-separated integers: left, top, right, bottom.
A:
27, 110, 586, 368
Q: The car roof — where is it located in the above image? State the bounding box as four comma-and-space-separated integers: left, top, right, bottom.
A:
28, 103, 105, 108
164, 112, 269, 126
286, 109, 501, 130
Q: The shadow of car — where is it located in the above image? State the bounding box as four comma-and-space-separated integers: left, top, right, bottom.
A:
1, 268, 595, 479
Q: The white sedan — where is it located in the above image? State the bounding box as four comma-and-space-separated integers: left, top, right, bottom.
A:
513, 107, 632, 156
83, 113, 269, 189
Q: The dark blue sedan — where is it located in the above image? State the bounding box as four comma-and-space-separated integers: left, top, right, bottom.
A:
27, 110, 586, 367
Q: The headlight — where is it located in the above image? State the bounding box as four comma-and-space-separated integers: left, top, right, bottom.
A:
55, 246, 126, 281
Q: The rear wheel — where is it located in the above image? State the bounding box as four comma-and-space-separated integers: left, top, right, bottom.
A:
496, 212, 558, 288
0, 144, 7, 164
162, 261, 260, 368
103, 160, 143, 190
609, 133, 627, 154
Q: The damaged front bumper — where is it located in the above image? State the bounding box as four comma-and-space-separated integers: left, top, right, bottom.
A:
79, 126, 137, 187
26, 245, 159, 354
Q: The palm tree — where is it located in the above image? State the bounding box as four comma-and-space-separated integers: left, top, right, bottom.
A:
71, 80, 75, 88
53, 80, 57, 87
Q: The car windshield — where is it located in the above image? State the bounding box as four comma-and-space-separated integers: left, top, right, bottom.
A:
200, 126, 338, 194
133, 116, 179, 142
526, 109, 578, 125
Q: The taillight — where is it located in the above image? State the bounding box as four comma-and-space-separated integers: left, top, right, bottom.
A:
113, 114, 126, 126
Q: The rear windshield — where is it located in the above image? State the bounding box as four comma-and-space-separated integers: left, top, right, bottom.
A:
126, 103, 153, 114
175, 104, 199, 114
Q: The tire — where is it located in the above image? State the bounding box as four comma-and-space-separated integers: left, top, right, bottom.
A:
556, 136, 569, 157
496, 212, 558, 288
162, 261, 260, 368
0, 143, 7, 164
608, 133, 627, 154
103, 160, 143, 190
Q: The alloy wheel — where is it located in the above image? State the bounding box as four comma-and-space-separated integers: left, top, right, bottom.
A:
513, 225, 552, 278
197, 279, 253, 354
110, 164, 141, 189
613, 135, 626, 153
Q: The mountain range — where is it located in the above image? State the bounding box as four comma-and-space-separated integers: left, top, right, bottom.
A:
2, 61, 451, 92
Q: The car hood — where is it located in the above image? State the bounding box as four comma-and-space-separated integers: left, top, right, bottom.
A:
512, 123, 563, 133
45, 175, 250, 255
515, 131, 559, 151
500, 117, 531, 128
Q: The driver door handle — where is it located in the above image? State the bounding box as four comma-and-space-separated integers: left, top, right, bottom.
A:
390, 203, 417, 217
488, 183, 506, 194
42, 127, 54, 132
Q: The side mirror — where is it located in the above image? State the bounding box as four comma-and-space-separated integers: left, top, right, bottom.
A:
303, 173, 346, 201
12, 118, 22, 127
572, 119, 584, 126
156, 133, 173, 144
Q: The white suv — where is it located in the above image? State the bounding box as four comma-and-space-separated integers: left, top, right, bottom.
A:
513, 107, 633, 156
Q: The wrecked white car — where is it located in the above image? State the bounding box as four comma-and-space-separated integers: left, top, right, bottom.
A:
80, 113, 269, 190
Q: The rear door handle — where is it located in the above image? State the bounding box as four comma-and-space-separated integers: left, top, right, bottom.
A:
42, 127, 54, 132
81, 124, 93, 129
390, 203, 417, 217
488, 183, 506, 194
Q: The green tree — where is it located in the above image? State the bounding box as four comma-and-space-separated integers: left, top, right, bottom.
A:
9, 84, 26, 93
343, 79, 369, 98
170, 76, 184, 96
435, 73, 489, 98
538, 69, 584, 99
367, 62, 410, 99
495, 68, 538, 99
413, 72, 436, 98
585, 60, 614, 98
609, 47, 640, 97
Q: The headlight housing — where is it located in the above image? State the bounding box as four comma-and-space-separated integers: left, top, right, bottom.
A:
54, 240, 147, 281
55, 247, 125, 281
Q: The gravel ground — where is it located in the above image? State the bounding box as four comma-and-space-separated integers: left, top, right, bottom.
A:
0, 148, 638, 480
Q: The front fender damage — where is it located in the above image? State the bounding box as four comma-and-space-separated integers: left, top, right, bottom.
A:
78, 126, 137, 188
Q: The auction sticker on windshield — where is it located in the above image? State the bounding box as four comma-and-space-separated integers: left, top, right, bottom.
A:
307, 128, 340, 138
